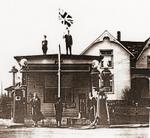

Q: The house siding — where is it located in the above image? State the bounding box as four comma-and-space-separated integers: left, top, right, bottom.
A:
83, 40, 131, 100
136, 48, 150, 68
26, 72, 90, 117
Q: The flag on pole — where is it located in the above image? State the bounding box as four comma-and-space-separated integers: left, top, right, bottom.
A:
59, 9, 73, 27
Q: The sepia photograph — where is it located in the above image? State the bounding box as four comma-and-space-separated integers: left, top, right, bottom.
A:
0, 0, 149, 137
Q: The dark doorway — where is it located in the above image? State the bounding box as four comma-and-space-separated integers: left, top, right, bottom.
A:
79, 93, 86, 118
132, 77, 149, 101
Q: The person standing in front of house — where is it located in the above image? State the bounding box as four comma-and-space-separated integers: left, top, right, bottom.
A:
55, 98, 63, 127
30, 93, 45, 127
88, 92, 97, 123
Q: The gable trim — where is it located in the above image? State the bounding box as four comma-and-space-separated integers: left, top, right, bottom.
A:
137, 38, 150, 60
81, 30, 134, 56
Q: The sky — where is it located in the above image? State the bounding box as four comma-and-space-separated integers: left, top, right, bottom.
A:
0, 0, 150, 92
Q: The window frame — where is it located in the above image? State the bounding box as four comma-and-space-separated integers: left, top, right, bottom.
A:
100, 49, 113, 69
44, 87, 57, 103
101, 69, 114, 94
61, 87, 74, 103
44, 87, 74, 103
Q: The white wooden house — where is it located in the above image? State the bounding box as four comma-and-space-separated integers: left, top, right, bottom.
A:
11, 30, 150, 117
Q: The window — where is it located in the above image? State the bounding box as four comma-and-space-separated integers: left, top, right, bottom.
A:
44, 73, 58, 103
101, 68, 113, 92
100, 50, 113, 55
61, 88, 74, 103
44, 87, 57, 103
147, 56, 150, 68
44, 73, 74, 103
100, 50, 113, 68
44, 87, 74, 103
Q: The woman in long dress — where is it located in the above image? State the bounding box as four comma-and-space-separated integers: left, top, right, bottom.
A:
30, 93, 44, 127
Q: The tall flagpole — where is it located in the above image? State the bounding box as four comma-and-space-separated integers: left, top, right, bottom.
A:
58, 44, 61, 98
58, 9, 73, 98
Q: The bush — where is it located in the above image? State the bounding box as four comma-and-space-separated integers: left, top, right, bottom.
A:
122, 87, 135, 105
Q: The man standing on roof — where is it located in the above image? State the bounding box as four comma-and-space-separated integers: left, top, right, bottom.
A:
42, 35, 48, 55
63, 30, 73, 55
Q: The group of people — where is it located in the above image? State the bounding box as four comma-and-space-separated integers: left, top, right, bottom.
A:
30, 91, 105, 127
42, 29, 73, 55
30, 93, 63, 127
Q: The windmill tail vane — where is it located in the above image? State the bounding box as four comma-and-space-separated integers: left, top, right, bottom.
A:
59, 9, 73, 27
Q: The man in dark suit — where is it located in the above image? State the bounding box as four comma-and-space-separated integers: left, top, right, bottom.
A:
63, 30, 73, 55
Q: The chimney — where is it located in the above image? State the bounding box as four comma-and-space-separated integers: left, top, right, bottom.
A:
117, 31, 121, 41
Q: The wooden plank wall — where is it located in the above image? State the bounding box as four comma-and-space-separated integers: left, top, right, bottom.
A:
26, 72, 91, 118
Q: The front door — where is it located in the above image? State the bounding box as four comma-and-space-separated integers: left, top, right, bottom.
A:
79, 93, 86, 118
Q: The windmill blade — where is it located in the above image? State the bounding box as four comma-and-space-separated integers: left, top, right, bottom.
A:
68, 19, 73, 23
67, 14, 72, 18
59, 11, 67, 19
64, 20, 71, 27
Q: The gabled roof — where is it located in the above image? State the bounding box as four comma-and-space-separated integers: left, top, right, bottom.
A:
81, 30, 134, 56
137, 37, 150, 60
120, 41, 145, 59
120, 37, 150, 60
